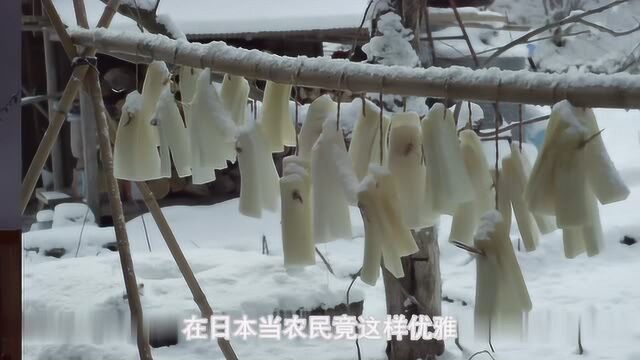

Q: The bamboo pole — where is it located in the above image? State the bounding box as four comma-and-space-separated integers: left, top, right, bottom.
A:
69, 1, 152, 359
69, 28, 640, 109
19, 0, 122, 214
135, 182, 239, 360
42, 29, 65, 191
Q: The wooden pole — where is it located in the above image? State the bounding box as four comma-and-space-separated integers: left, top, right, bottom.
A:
86, 66, 154, 360
79, 90, 101, 222
68, 28, 640, 109
382, 227, 444, 359
42, 29, 65, 192
19, 0, 122, 214
134, 182, 239, 360
69, 1, 152, 358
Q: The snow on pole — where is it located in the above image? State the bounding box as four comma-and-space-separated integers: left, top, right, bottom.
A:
259, 81, 296, 153
139, 61, 170, 146
280, 156, 315, 268
220, 74, 250, 128
298, 95, 337, 160
311, 119, 356, 243
113, 91, 162, 181
349, 98, 390, 181
422, 103, 474, 215
450, 130, 495, 245
387, 112, 431, 229
156, 88, 192, 178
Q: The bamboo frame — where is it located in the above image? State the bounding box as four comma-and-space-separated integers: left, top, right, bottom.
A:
33, 1, 240, 358
68, 27, 640, 109
20, 0, 121, 214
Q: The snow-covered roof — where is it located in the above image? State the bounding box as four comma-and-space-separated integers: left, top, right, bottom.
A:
53, 0, 371, 37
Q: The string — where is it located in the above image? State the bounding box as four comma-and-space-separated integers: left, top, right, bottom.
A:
518, 104, 524, 152
294, 86, 300, 155
379, 90, 384, 165
494, 80, 502, 210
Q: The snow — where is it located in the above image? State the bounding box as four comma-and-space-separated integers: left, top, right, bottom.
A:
53, 0, 371, 36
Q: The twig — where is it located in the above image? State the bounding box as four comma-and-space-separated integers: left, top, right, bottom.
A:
424, 0, 437, 64
349, 0, 374, 58
451, 240, 485, 256
477, 114, 550, 137
484, 0, 630, 66
316, 247, 336, 275
577, 19, 640, 37
346, 267, 363, 360
449, 0, 479, 67
468, 350, 496, 360
73, 205, 91, 257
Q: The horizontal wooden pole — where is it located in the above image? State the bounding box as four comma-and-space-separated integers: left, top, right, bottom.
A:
68, 28, 640, 109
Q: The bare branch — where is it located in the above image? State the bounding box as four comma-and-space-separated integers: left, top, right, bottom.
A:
484, 0, 630, 67
577, 19, 640, 37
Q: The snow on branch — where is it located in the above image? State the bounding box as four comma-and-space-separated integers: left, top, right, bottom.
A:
67, 27, 640, 109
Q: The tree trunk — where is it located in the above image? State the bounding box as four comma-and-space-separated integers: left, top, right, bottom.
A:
383, 227, 445, 360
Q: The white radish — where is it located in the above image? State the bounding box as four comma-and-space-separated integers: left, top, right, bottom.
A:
220, 74, 250, 127
280, 158, 315, 268
348, 98, 390, 180
422, 103, 474, 215
450, 130, 495, 245
258, 81, 296, 153
113, 91, 162, 181
387, 112, 429, 229
311, 120, 355, 242
236, 123, 279, 218
139, 61, 170, 146
298, 95, 336, 159
156, 88, 192, 178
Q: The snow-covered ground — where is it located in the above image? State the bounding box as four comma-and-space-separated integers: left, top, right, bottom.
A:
23, 107, 640, 359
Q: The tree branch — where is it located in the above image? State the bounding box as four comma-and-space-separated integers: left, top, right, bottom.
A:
483, 0, 629, 67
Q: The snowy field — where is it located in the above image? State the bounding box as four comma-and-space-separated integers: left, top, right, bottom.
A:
23, 107, 640, 360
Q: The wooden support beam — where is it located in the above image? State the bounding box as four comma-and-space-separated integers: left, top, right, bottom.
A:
42, 29, 65, 192
79, 90, 101, 223
69, 28, 640, 109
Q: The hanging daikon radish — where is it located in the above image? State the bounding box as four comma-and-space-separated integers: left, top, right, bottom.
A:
220, 74, 250, 127
349, 98, 390, 180
236, 122, 280, 218
298, 95, 336, 159
386, 112, 430, 229
311, 119, 358, 242
578, 107, 630, 204
502, 146, 540, 252
113, 91, 162, 181
139, 61, 171, 146
582, 188, 605, 257
516, 145, 557, 235
450, 130, 495, 245
474, 210, 531, 340
156, 88, 192, 178
179, 66, 202, 127
358, 165, 419, 282
280, 156, 315, 268
258, 81, 296, 153
189, 68, 236, 181
422, 103, 474, 215
562, 227, 586, 259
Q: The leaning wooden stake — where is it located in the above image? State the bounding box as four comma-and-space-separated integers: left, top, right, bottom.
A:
86, 66, 153, 360
19, 0, 121, 214
68, 0, 152, 358
135, 182, 239, 360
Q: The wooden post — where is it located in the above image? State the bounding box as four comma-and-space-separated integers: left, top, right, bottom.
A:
43, 29, 65, 192
382, 227, 444, 360
79, 89, 101, 222
135, 181, 239, 360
